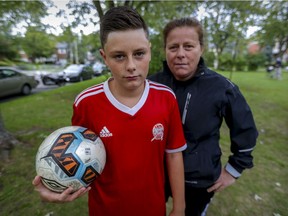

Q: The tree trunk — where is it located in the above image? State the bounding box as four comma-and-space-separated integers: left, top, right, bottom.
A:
0, 112, 19, 161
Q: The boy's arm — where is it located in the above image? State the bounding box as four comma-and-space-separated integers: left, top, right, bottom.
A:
166, 152, 185, 216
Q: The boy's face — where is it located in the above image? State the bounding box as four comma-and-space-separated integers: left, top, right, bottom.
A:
100, 29, 151, 91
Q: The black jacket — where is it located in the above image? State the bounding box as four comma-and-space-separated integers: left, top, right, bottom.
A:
149, 58, 258, 188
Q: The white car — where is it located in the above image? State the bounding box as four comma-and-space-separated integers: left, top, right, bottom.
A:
92, 62, 106, 76
60, 64, 93, 82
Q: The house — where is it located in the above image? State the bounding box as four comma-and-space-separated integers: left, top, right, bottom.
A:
247, 42, 260, 54
19, 50, 29, 62
56, 42, 68, 66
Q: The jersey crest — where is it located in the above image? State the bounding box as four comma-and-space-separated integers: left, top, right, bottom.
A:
151, 123, 164, 141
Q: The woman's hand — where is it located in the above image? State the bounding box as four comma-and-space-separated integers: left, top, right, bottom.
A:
207, 168, 236, 193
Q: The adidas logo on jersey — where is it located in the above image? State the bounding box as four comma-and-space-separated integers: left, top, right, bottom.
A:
100, 126, 113, 137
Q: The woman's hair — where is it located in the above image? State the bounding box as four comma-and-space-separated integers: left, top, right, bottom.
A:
163, 17, 204, 48
100, 6, 149, 48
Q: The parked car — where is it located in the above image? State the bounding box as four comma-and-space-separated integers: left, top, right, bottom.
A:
41, 72, 66, 86
92, 62, 106, 76
0, 67, 38, 98
60, 64, 93, 82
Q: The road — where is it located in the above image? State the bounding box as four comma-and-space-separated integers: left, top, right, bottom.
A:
0, 77, 60, 103
33, 76, 61, 93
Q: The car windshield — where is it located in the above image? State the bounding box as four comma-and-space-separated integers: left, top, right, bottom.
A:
65, 65, 82, 72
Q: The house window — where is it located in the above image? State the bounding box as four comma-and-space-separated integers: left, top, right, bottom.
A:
58, 49, 66, 54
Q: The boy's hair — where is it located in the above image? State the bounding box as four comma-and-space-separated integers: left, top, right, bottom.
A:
163, 17, 204, 48
100, 6, 149, 48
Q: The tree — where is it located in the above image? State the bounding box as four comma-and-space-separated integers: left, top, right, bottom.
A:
64, 0, 199, 72
0, 0, 48, 33
0, 0, 49, 61
0, 1, 49, 145
21, 26, 56, 63
80, 32, 102, 63
257, 1, 288, 59
57, 26, 78, 64
0, 112, 20, 161
202, 1, 264, 70
0, 34, 19, 61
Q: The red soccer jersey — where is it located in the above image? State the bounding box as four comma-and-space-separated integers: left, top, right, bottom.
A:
72, 79, 186, 216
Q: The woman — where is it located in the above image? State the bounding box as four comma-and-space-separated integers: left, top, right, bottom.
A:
149, 17, 258, 216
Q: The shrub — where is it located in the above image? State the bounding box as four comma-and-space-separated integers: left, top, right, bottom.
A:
234, 56, 246, 71
246, 53, 266, 71
219, 53, 234, 71
203, 51, 215, 68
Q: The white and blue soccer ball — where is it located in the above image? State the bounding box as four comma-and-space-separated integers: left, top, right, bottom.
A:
35, 126, 106, 193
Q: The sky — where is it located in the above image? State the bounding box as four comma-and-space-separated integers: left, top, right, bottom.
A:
42, 0, 96, 35
13, 0, 258, 37
13, 0, 96, 36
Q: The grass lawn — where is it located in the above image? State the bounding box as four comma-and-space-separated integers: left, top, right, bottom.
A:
0, 71, 287, 216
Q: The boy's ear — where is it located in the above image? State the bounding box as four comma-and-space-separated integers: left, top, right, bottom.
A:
99, 49, 109, 70
100, 49, 109, 66
99, 49, 106, 60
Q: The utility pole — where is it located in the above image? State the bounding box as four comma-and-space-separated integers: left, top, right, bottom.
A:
74, 39, 79, 64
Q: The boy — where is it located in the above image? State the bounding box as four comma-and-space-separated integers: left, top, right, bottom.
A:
33, 6, 186, 216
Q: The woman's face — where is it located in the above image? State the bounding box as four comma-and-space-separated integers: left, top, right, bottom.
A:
165, 26, 203, 81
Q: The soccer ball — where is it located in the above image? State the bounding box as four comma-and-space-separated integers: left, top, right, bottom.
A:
35, 126, 106, 193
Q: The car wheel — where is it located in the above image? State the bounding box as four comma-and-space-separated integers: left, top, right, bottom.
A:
79, 76, 84, 82
21, 84, 31, 95
42, 77, 49, 85
57, 81, 66, 86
